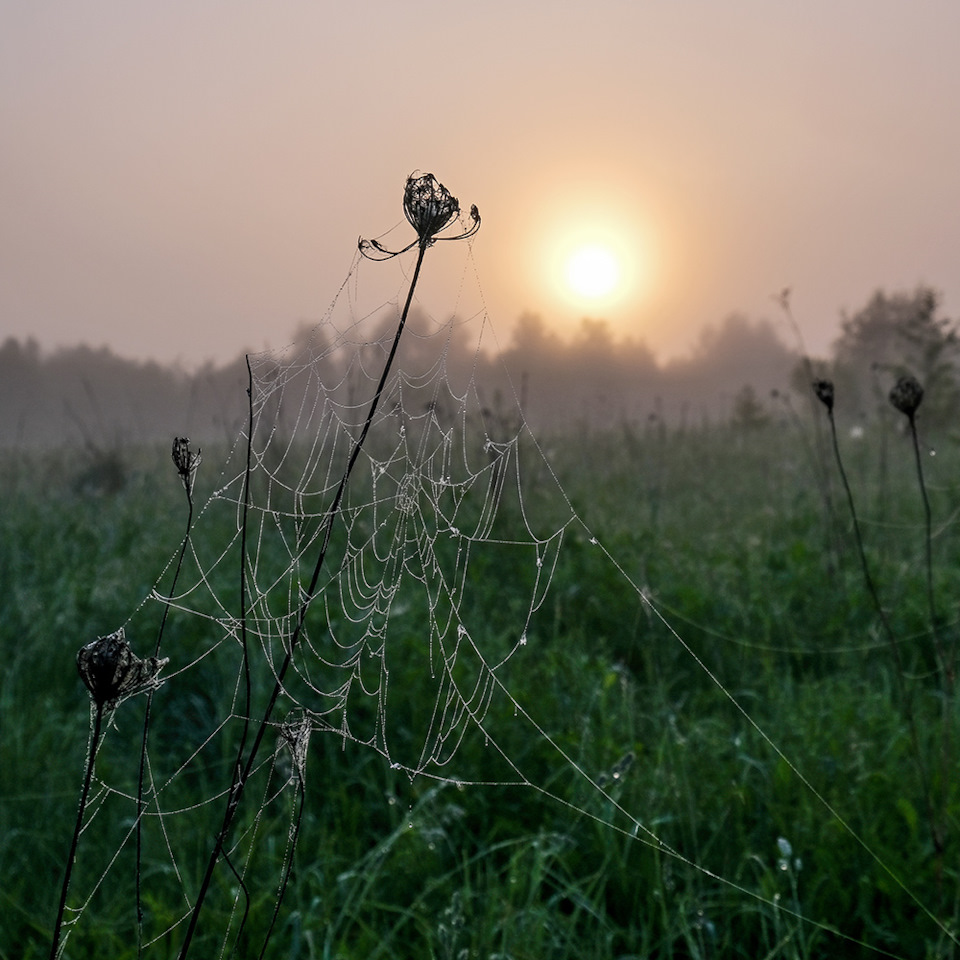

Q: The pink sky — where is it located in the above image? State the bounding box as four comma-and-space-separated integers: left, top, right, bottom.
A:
3, 2, 959, 367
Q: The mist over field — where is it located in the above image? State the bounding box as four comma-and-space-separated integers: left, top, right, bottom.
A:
3, 285, 956, 457
0, 313, 786, 449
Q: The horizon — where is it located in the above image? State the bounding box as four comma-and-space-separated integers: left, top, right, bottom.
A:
0, 301, 821, 376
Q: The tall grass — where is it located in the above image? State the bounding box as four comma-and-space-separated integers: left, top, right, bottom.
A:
4, 396, 960, 957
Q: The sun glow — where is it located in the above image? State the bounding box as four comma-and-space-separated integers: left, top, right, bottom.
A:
519, 183, 658, 336
543, 218, 643, 318
564, 245, 621, 299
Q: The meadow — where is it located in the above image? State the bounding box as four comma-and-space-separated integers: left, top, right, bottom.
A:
3, 400, 960, 959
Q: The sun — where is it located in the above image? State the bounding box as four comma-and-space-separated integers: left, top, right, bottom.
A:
564, 245, 621, 299
531, 192, 653, 327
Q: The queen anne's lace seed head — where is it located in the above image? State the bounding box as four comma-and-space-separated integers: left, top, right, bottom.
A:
889, 374, 924, 419
403, 173, 460, 240
812, 378, 835, 412
359, 172, 480, 260
77, 628, 169, 709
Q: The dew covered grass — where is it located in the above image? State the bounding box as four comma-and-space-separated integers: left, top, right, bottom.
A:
3, 418, 960, 959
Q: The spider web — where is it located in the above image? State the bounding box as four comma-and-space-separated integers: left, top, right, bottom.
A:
55, 233, 953, 959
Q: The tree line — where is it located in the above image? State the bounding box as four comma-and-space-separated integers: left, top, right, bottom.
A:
0, 285, 955, 453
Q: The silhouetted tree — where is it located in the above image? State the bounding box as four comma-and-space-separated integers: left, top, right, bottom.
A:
501, 314, 660, 432
831, 287, 959, 427
731, 384, 770, 430
664, 314, 797, 421
0, 337, 43, 444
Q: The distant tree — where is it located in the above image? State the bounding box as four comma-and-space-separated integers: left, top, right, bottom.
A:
0, 337, 45, 444
500, 313, 565, 426
831, 287, 960, 426
507, 312, 562, 361
663, 314, 797, 421
572, 317, 615, 356
730, 384, 770, 430
566, 317, 659, 427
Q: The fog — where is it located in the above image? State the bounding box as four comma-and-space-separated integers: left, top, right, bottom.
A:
2, 285, 954, 460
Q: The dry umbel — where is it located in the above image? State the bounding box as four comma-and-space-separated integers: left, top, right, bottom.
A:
77, 628, 169, 709
359, 172, 480, 260
889, 374, 924, 419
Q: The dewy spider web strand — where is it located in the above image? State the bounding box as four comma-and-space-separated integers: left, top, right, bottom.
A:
304, 312, 944, 952
177, 188, 445, 957
478, 276, 959, 954
51, 177, 955, 959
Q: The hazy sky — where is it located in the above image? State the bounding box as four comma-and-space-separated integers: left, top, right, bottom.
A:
3, 2, 959, 367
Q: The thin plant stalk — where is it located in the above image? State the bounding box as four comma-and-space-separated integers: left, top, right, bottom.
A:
905, 414, 950, 687
895, 381, 953, 894
257, 746, 308, 960
773, 291, 839, 564
175, 240, 430, 960
815, 380, 941, 858
176, 174, 477, 955
819, 390, 900, 661
136, 438, 201, 955
50, 703, 105, 960
54, 632, 168, 959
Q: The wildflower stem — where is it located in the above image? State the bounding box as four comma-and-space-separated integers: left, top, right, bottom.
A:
824, 410, 894, 650
821, 402, 941, 855
234, 358, 255, 788
773, 296, 838, 566
257, 768, 306, 959
904, 410, 953, 896
905, 415, 949, 687
50, 703, 105, 960
136, 460, 197, 955
176, 239, 430, 960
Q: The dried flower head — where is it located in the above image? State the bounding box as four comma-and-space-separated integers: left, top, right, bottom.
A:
77, 628, 169, 709
889, 375, 924, 419
172, 436, 202, 498
812, 378, 835, 412
359, 172, 480, 260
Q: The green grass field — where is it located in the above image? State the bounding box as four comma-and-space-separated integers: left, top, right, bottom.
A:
3, 411, 960, 959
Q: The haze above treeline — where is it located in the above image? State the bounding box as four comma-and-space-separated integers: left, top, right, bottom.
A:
2, 286, 956, 454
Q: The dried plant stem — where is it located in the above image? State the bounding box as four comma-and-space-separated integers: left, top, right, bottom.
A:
233, 357, 256, 799
904, 412, 953, 895
905, 416, 950, 688
774, 295, 839, 564
257, 770, 306, 959
176, 240, 430, 960
136, 469, 196, 955
824, 411, 897, 658
822, 404, 941, 855
50, 703, 105, 960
